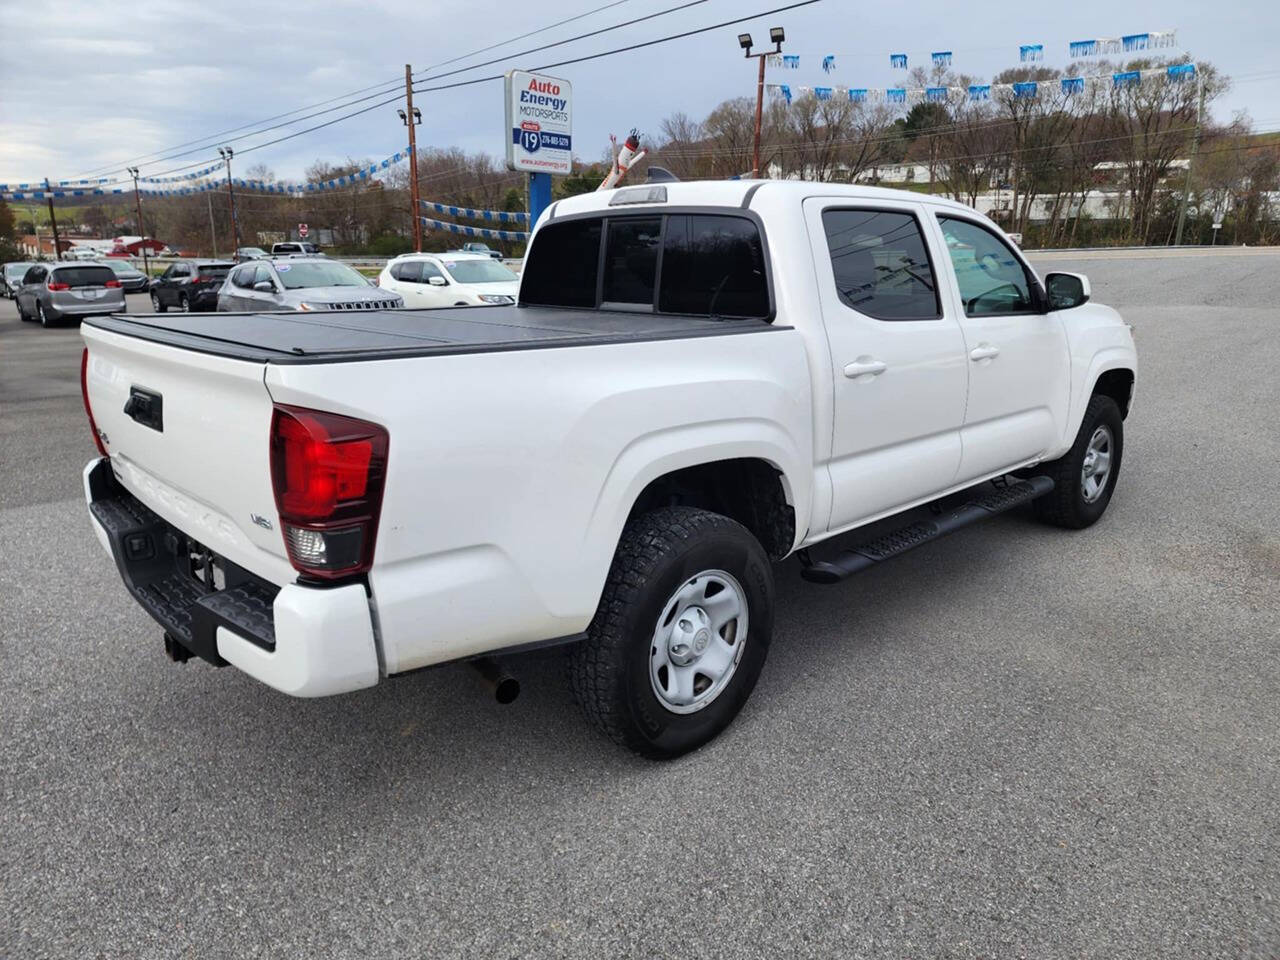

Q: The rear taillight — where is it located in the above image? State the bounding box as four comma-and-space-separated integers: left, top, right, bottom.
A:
80, 348, 108, 458
48, 281, 70, 291
104, 280, 122, 288
270, 404, 388, 580
190, 275, 205, 284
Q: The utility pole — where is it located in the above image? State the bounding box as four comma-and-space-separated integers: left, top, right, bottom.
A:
218, 147, 241, 252
1174, 74, 1206, 247
737, 26, 785, 179
400, 64, 423, 252
127, 167, 150, 277
43, 179, 62, 260
206, 193, 218, 258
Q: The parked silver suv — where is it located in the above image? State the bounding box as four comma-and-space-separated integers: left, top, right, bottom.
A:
217, 257, 402, 312
15, 263, 126, 327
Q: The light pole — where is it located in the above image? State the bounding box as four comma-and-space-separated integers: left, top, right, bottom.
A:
217, 147, 241, 252
400, 63, 423, 252
738, 26, 785, 179
126, 167, 150, 277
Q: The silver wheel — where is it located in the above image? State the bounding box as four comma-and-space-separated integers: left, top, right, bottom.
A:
150, 292, 160, 311
178, 295, 189, 312
649, 569, 747, 715
1081, 425, 1113, 503
38, 302, 50, 327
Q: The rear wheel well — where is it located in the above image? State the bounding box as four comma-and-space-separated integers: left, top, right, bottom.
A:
1092, 368, 1134, 419
629, 459, 795, 561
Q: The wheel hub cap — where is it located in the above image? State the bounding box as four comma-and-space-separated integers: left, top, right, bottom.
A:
1081, 425, 1113, 503
650, 570, 748, 715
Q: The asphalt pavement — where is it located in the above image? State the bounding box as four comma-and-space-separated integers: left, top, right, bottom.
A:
1, 253, 1277, 958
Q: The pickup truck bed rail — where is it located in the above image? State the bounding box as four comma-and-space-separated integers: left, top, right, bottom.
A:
84, 306, 783, 364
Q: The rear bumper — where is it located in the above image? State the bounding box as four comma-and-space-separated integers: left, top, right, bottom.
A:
53, 297, 127, 316
83, 458, 379, 697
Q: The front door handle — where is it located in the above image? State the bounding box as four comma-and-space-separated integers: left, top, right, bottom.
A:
844, 358, 888, 379
969, 344, 1000, 362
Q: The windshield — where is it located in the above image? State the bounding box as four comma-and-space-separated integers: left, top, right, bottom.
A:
5, 263, 33, 279
240, 247, 267, 257
105, 260, 141, 275
442, 259, 517, 284
274, 260, 366, 289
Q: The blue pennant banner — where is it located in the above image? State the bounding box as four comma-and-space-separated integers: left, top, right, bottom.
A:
926, 86, 948, 102
1061, 76, 1085, 95
420, 216, 527, 243
783, 54, 800, 69
886, 87, 907, 103
1166, 62, 1196, 81
814, 86, 833, 100
1113, 70, 1142, 88
141, 161, 223, 184
1019, 44, 1043, 62
1013, 81, 1038, 99
890, 53, 907, 69
420, 199, 529, 225
968, 84, 991, 101
931, 51, 952, 68
822, 55, 836, 73
848, 88, 868, 102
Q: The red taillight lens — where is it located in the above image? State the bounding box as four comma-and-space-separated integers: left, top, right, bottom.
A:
270, 405, 388, 579
48, 281, 70, 291
104, 279, 122, 288
80, 348, 109, 457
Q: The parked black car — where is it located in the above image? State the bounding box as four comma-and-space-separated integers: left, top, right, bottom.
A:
149, 260, 235, 312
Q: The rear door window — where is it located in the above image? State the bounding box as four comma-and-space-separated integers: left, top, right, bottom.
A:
821, 209, 940, 321
51, 266, 116, 287
198, 264, 230, 281
391, 261, 422, 282
659, 215, 769, 318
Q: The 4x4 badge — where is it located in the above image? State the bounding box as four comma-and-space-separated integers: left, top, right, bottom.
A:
250, 514, 273, 530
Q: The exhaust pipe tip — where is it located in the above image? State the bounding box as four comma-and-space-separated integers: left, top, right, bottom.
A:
469, 656, 520, 704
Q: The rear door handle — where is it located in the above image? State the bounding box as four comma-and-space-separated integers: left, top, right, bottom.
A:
969, 344, 1000, 362
844, 358, 888, 378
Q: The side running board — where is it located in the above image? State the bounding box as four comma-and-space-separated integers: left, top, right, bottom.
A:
800, 476, 1055, 584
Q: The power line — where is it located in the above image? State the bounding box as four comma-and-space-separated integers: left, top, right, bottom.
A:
75, 0, 645, 179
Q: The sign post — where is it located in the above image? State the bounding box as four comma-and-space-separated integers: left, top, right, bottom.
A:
505, 70, 572, 230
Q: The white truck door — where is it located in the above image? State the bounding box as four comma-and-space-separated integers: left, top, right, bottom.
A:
803, 198, 969, 532
928, 213, 1070, 482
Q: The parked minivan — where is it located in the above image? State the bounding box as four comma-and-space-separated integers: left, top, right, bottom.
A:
15, 263, 125, 327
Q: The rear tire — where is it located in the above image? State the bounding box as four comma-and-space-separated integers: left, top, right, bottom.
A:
1033, 394, 1124, 529
569, 506, 774, 759
178, 293, 190, 312
38, 302, 54, 328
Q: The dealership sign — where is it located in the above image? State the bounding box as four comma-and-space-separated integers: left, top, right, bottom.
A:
504, 70, 573, 175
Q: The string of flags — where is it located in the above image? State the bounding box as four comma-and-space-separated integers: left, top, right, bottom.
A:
1, 147, 411, 203
768, 30, 1178, 76
140, 161, 224, 184
766, 63, 1195, 106
419, 215, 528, 243
419, 199, 529, 225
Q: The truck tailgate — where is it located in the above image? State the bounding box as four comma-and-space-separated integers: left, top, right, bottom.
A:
83, 325, 294, 586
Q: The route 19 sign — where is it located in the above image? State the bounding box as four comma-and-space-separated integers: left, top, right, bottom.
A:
504, 70, 573, 175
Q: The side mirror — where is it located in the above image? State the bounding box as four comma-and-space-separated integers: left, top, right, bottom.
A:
253, 280, 276, 293
1045, 272, 1090, 311
427, 275, 447, 286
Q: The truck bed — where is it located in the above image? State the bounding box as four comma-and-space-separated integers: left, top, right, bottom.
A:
84, 305, 782, 364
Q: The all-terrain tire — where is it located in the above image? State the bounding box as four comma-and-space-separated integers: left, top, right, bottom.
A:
569, 506, 774, 759
1033, 394, 1124, 529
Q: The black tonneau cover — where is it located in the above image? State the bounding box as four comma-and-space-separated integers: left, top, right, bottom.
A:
84, 306, 782, 364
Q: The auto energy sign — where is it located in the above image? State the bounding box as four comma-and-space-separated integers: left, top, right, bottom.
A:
505, 70, 572, 174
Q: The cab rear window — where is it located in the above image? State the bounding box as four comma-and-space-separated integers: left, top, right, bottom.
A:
520, 212, 770, 319
51, 266, 115, 287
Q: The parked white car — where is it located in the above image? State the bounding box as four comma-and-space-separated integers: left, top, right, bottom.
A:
79, 180, 1135, 759
378, 252, 518, 307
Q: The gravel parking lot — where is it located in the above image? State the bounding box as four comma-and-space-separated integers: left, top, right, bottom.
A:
2, 251, 1278, 958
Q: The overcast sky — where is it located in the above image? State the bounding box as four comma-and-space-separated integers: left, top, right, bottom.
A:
2, 0, 1278, 191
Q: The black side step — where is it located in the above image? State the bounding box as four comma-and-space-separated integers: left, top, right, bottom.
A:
800, 476, 1054, 584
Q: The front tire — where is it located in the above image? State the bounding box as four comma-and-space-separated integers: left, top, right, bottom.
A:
569, 507, 774, 759
1034, 394, 1124, 529
151, 292, 166, 313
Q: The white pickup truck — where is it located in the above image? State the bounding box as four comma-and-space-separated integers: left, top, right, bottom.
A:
80, 180, 1135, 758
